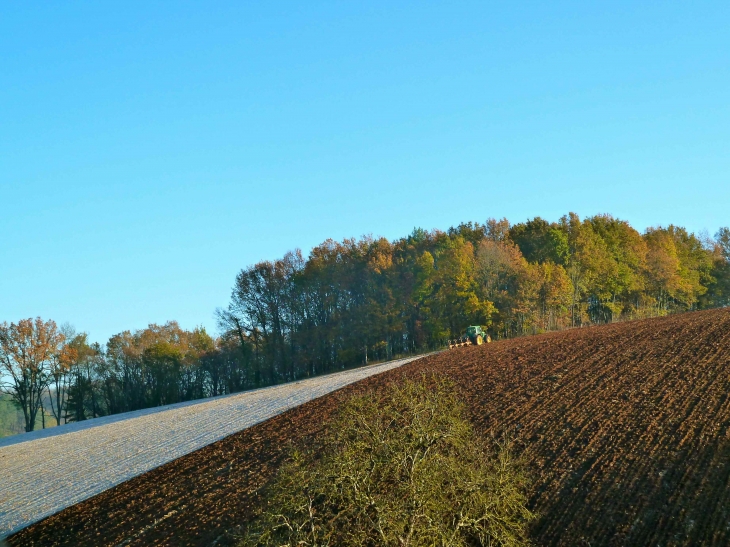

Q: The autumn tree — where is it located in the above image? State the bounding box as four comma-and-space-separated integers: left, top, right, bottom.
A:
3, 213, 723, 430
534, 261, 573, 331
0, 318, 63, 432
390, 229, 441, 351
46, 324, 77, 426
717, 227, 730, 260
485, 217, 511, 243
559, 213, 625, 326
699, 227, 730, 309
644, 226, 712, 312
224, 252, 302, 385
584, 215, 647, 322
428, 235, 494, 338
180, 327, 216, 400
65, 336, 105, 421
214, 213, 724, 391
476, 238, 526, 336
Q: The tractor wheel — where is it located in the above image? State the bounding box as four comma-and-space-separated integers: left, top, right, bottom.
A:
486, 335, 492, 343
475, 335, 483, 345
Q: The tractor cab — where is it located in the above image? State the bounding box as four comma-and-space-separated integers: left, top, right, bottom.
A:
466, 326, 490, 345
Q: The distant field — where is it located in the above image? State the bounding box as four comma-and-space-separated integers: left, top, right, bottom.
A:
0, 395, 25, 437
0, 395, 60, 438
9, 308, 730, 546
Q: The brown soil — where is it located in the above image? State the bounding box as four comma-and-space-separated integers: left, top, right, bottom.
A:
10, 308, 730, 547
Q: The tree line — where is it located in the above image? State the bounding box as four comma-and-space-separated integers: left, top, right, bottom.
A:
0, 319, 219, 432
2, 213, 728, 432
219, 213, 730, 383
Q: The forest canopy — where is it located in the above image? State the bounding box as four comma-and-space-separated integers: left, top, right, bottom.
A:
218, 213, 729, 384
2, 213, 728, 431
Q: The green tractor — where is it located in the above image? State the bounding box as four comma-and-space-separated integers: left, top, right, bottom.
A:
448, 326, 491, 349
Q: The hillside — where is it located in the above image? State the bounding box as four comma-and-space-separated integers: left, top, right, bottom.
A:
9, 308, 730, 546
0, 357, 421, 539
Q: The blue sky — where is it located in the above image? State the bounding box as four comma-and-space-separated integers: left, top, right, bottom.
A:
2, 1, 728, 343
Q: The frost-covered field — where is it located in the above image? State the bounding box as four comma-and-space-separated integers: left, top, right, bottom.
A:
0, 356, 423, 538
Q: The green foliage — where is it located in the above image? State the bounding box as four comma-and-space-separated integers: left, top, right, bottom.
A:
699, 227, 730, 308
59, 323, 218, 423
717, 228, 730, 261
215, 212, 729, 392
510, 217, 569, 265
240, 377, 534, 547
644, 226, 713, 310
8, 214, 726, 434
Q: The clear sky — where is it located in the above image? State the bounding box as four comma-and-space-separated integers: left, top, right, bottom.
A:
2, 2, 728, 344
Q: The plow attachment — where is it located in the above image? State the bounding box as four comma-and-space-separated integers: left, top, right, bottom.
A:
448, 337, 472, 349
448, 328, 492, 349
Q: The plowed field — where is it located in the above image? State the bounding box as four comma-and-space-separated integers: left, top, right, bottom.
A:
9, 308, 730, 546
0, 356, 424, 539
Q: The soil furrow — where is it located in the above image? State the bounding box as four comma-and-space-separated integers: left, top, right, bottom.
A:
8, 308, 730, 546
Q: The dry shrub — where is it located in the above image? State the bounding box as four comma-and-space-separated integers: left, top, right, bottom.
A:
240, 375, 534, 546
